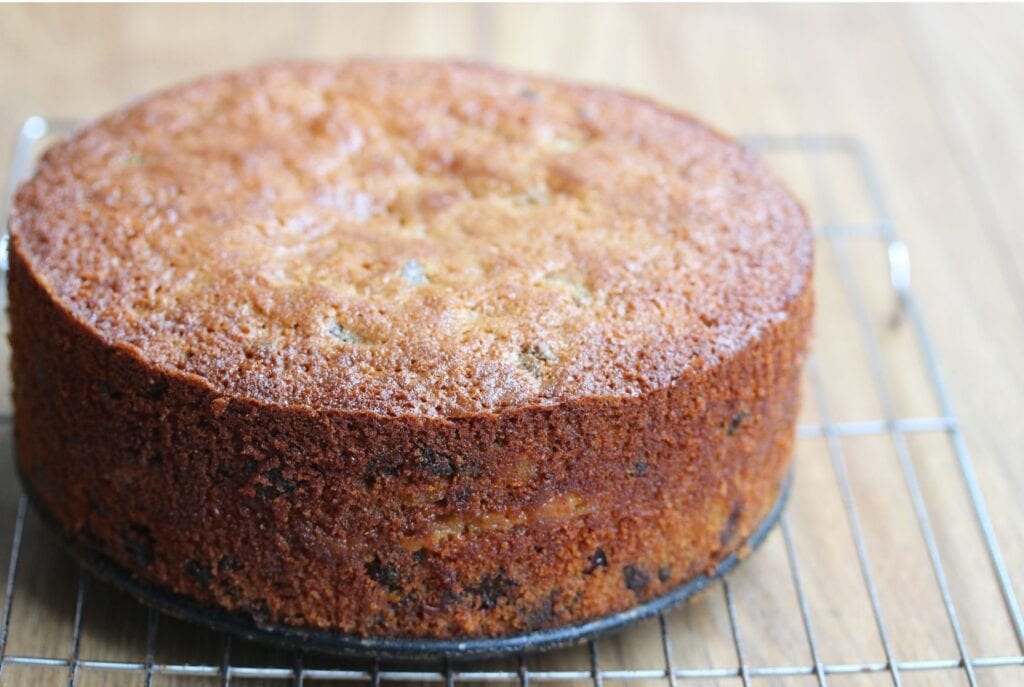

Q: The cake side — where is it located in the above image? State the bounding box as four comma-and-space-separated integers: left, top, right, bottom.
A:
9, 240, 811, 638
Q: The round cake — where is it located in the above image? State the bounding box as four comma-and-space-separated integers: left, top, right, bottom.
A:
8, 61, 813, 641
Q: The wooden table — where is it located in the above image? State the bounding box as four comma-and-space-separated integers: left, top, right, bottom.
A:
0, 4, 1020, 686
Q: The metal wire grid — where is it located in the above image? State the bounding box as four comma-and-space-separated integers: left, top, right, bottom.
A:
0, 116, 1018, 685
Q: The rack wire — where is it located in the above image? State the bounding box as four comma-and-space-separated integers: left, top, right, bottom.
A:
0, 117, 1021, 685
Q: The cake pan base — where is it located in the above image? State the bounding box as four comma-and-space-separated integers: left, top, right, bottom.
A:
19, 465, 791, 660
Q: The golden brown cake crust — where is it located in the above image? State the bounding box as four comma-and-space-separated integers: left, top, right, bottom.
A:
11, 60, 810, 416
9, 61, 813, 639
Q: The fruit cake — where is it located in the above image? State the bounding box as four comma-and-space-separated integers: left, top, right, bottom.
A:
8, 61, 813, 639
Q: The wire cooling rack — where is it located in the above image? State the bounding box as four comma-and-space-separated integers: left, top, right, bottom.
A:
0, 117, 1021, 686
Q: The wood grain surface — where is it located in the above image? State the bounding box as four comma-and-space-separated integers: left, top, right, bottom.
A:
0, 4, 1021, 686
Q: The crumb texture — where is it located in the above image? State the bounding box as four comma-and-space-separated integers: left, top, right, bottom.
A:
11, 61, 811, 416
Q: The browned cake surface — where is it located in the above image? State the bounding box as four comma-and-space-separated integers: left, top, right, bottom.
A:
12, 60, 809, 416
9, 61, 813, 639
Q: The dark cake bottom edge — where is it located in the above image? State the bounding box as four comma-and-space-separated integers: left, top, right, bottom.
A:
18, 463, 792, 660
